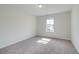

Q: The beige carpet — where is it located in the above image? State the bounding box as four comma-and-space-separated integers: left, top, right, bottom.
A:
0, 36, 78, 54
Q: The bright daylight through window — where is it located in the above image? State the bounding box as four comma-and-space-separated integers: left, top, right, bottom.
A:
46, 18, 54, 32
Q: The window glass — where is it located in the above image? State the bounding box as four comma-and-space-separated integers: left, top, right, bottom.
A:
46, 18, 54, 32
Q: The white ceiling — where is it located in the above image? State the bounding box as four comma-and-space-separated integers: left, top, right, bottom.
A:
0, 4, 73, 16
22, 4, 73, 16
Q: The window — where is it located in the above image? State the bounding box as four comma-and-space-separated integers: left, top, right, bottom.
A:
46, 18, 54, 32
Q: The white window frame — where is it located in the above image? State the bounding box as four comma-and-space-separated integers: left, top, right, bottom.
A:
46, 18, 54, 32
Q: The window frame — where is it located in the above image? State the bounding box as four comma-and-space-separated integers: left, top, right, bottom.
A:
46, 18, 54, 32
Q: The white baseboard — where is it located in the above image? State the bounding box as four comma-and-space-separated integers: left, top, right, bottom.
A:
0, 34, 36, 49
37, 35, 70, 40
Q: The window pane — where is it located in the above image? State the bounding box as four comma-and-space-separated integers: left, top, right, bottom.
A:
46, 18, 54, 32
47, 19, 54, 24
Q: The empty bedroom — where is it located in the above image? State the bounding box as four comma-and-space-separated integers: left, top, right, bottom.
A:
0, 4, 79, 54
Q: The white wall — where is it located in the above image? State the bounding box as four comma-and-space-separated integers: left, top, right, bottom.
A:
36, 11, 71, 40
71, 5, 79, 53
0, 5, 36, 48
